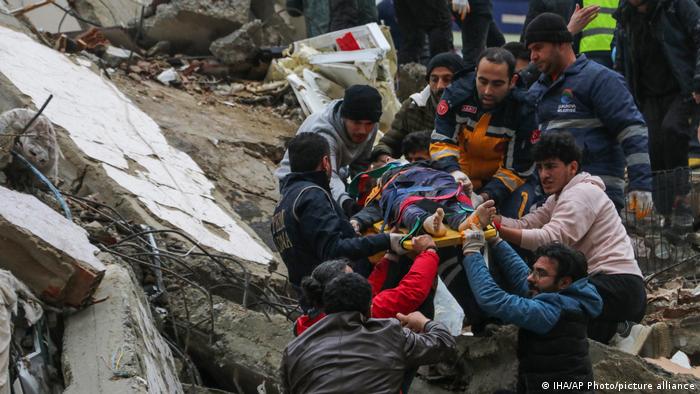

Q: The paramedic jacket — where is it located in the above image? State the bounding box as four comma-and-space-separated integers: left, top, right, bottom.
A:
528, 55, 652, 208
272, 170, 391, 287
430, 70, 537, 206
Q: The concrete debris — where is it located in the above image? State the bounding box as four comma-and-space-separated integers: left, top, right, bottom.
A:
0, 185, 105, 307
146, 41, 171, 57
646, 355, 700, 380
74, 27, 110, 51
101, 46, 136, 68
141, 0, 253, 55
0, 269, 43, 394
62, 264, 183, 394
416, 325, 700, 393
156, 67, 181, 86
0, 25, 273, 265
0, 108, 60, 179
169, 288, 290, 394
266, 22, 401, 131
396, 62, 427, 103
209, 20, 264, 71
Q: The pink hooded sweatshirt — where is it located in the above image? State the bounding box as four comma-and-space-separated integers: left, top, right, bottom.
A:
501, 172, 642, 277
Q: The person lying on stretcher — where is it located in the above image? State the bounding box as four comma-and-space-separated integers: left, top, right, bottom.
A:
350, 161, 496, 238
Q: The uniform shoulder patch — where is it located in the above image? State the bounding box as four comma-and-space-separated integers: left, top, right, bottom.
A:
437, 99, 449, 116
530, 129, 541, 144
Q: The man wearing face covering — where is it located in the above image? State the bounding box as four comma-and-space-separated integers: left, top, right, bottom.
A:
272, 133, 409, 304
372, 53, 466, 164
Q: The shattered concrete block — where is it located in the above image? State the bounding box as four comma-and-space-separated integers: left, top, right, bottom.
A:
210, 20, 263, 70
0, 186, 105, 307
142, 0, 252, 55
170, 288, 290, 394
62, 264, 183, 394
101, 46, 135, 68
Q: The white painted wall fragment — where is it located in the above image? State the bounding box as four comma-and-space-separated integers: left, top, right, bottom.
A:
0, 26, 272, 264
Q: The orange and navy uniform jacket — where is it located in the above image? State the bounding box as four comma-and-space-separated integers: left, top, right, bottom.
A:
431, 70, 538, 206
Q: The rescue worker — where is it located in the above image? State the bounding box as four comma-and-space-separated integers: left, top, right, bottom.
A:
615, 0, 700, 230
430, 47, 539, 219
576, 0, 616, 67
524, 12, 653, 212
275, 85, 382, 217
462, 233, 602, 393
271, 133, 408, 298
372, 53, 466, 163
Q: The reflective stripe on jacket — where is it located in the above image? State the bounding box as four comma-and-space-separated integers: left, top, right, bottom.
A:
528, 55, 652, 208
431, 70, 537, 205
580, 0, 617, 53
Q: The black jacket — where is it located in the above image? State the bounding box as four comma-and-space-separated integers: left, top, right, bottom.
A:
272, 171, 390, 286
615, 0, 700, 97
517, 311, 594, 394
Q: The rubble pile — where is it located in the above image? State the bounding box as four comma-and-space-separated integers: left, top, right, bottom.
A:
0, 1, 698, 394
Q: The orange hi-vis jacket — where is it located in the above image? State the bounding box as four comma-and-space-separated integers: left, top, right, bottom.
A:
431, 70, 538, 205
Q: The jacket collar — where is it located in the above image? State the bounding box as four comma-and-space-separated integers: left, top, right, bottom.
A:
409, 85, 432, 107
281, 170, 331, 191
538, 54, 589, 87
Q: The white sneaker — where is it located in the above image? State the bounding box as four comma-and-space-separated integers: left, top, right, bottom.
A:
610, 324, 652, 355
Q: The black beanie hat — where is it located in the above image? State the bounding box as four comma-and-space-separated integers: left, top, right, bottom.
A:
340, 85, 382, 123
426, 53, 466, 81
524, 13, 573, 47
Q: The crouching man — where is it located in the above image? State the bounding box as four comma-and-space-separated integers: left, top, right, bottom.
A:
272, 133, 407, 298
461, 229, 602, 393
281, 272, 456, 393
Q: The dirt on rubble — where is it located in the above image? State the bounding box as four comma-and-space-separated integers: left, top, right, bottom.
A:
110, 73, 299, 251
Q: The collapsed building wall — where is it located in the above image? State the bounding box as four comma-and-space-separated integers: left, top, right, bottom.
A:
0, 23, 273, 267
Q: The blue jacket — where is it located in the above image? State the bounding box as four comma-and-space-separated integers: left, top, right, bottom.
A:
463, 241, 603, 335
615, 0, 700, 97
529, 55, 652, 208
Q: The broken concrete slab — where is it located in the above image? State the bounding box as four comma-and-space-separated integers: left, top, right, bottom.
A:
170, 288, 290, 394
210, 20, 264, 71
0, 25, 273, 265
141, 0, 252, 55
62, 263, 183, 394
0, 185, 104, 307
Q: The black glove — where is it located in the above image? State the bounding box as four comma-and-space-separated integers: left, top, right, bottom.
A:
342, 199, 362, 218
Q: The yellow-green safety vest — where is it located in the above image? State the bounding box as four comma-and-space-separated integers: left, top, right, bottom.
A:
580, 0, 618, 53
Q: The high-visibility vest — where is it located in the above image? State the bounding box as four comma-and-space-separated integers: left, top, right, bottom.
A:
580, 0, 618, 53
